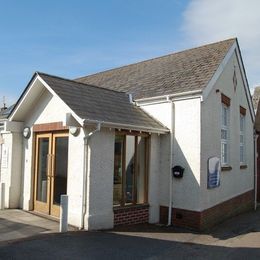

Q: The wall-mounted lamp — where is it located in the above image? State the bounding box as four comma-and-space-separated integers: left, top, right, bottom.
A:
23, 127, 31, 139
69, 126, 80, 136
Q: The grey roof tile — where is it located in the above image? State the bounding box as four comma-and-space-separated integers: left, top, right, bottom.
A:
38, 73, 168, 131
76, 38, 236, 99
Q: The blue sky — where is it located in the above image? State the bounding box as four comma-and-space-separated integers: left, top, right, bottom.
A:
0, 0, 259, 106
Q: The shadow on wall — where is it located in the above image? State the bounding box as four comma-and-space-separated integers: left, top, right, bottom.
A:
171, 138, 201, 210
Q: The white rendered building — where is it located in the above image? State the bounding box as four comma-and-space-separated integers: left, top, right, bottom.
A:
0, 38, 255, 230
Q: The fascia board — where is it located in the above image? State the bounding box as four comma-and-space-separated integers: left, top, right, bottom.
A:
202, 42, 236, 101
83, 118, 169, 134
234, 44, 255, 122
202, 41, 255, 122
9, 74, 38, 121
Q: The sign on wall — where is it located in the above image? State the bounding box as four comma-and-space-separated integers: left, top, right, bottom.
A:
207, 157, 220, 189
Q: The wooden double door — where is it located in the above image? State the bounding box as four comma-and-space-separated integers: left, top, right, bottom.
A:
34, 132, 68, 218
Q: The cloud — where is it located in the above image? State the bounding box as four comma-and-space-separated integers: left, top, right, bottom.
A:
182, 0, 260, 89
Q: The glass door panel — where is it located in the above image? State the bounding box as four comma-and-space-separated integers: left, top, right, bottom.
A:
36, 138, 49, 202
50, 133, 69, 217
34, 132, 68, 217
53, 136, 68, 205
34, 134, 52, 215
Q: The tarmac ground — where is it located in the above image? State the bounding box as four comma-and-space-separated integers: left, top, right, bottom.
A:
0, 208, 259, 259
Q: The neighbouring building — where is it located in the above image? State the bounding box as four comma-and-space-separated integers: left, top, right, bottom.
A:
253, 87, 260, 202
0, 38, 256, 230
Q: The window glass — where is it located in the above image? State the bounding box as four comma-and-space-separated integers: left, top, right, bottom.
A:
113, 133, 148, 206
113, 135, 124, 205
125, 136, 135, 203
221, 104, 229, 165
222, 106, 227, 126
240, 115, 245, 164
136, 136, 146, 204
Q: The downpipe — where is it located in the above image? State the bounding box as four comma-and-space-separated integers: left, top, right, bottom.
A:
167, 101, 174, 226
81, 122, 101, 229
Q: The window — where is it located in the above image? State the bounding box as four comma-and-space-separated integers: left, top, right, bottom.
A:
221, 103, 230, 165
113, 132, 149, 206
240, 106, 246, 164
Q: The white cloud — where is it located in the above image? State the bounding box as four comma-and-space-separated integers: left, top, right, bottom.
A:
182, 0, 260, 89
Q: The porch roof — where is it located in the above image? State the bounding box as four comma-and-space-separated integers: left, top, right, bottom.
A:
36, 72, 168, 133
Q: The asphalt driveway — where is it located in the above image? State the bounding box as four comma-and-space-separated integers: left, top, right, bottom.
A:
0, 208, 260, 259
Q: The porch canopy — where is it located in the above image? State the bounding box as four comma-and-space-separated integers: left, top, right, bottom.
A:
9, 72, 169, 134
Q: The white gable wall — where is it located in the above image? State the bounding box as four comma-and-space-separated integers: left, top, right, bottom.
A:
200, 51, 254, 210
21, 88, 85, 227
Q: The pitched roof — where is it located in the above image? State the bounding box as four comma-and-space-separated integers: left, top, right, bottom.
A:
37, 72, 168, 132
0, 105, 14, 119
76, 38, 236, 100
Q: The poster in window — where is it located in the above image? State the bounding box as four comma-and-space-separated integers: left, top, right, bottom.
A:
207, 157, 220, 189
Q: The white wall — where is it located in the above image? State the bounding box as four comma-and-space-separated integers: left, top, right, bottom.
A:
148, 134, 161, 223
201, 52, 254, 210
20, 88, 85, 227
0, 131, 22, 208
172, 98, 201, 210
141, 99, 201, 211
85, 128, 115, 230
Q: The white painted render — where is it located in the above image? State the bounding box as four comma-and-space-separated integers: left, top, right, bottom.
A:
139, 49, 253, 213
21, 88, 86, 227
171, 98, 201, 210
200, 51, 254, 210
141, 98, 201, 211
141, 102, 172, 211
148, 134, 161, 223
1, 43, 254, 230
0, 131, 22, 208
85, 128, 115, 230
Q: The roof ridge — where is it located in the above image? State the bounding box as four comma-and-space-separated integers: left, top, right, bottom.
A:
36, 71, 128, 95
76, 38, 237, 80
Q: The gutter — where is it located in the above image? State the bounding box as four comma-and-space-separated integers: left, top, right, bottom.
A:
81, 122, 101, 229
135, 90, 203, 104
83, 119, 169, 134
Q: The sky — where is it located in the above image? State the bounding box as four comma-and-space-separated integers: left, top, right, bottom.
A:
0, 0, 260, 106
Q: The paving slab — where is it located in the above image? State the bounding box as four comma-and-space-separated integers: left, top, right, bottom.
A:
0, 209, 75, 242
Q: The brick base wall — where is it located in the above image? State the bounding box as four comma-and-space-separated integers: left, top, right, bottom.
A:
160, 190, 254, 230
114, 204, 149, 226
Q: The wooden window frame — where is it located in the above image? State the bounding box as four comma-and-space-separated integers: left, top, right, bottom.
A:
240, 111, 246, 165
221, 94, 231, 106
221, 103, 230, 166
114, 130, 149, 207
